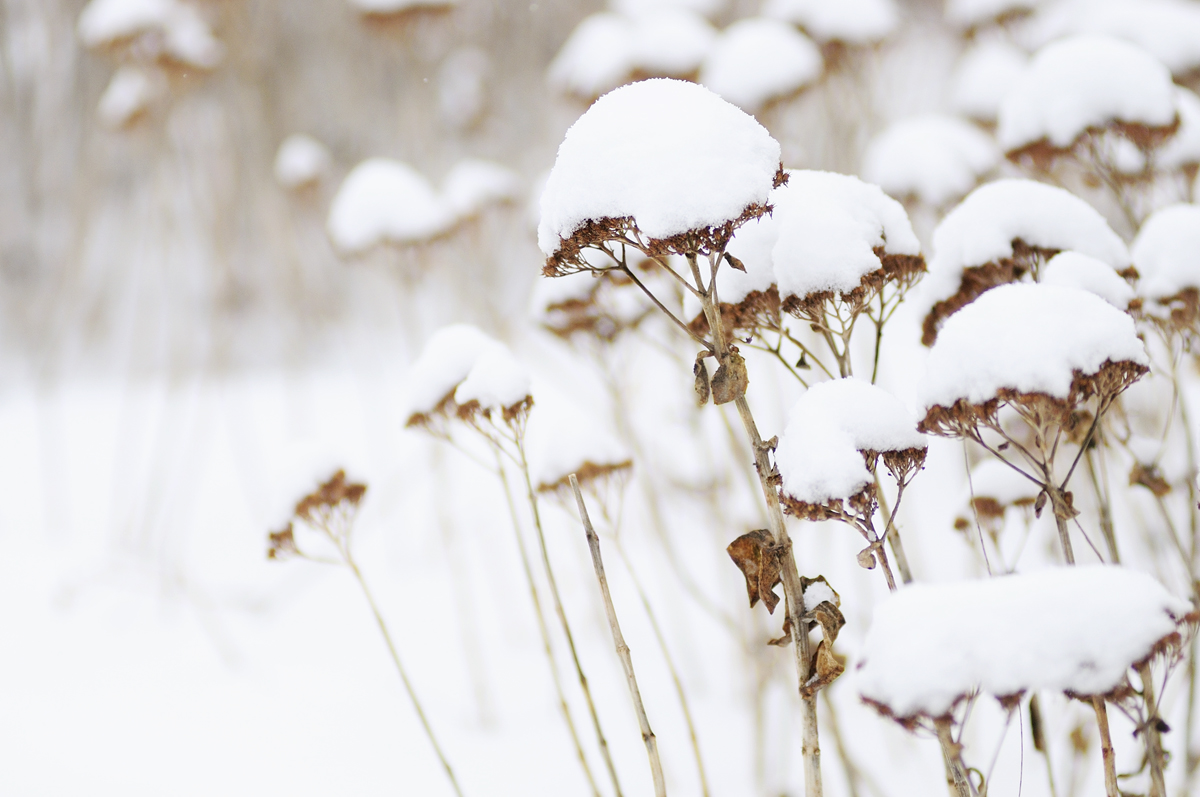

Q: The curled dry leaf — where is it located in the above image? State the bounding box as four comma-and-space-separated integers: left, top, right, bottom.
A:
1034, 490, 1048, 518
694, 353, 711, 407
724, 251, 747, 273
1130, 462, 1172, 497
727, 528, 783, 613
857, 547, 877, 570
711, 348, 748, 405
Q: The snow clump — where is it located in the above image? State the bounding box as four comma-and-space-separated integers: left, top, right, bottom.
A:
274, 135, 331, 189
78, 0, 223, 69
538, 79, 781, 258
762, 0, 899, 44
1157, 89, 1200, 171
404, 325, 530, 423
1041, 251, 1136, 309
997, 35, 1177, 153
945, 0, 1044, 27
951, 38, 1029, 123
858, 565, 1189, 719
97, 66, 162, 128
1131, 204, 1200, 300
441, 159, 521, 219
699, 18, 822, 112
327, 159, 454, 253
862, 115, 999, 206
776, 378, 926, 506
920, 283, 1148, 411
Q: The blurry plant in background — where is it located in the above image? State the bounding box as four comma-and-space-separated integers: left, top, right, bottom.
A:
4, 0, 1200, 796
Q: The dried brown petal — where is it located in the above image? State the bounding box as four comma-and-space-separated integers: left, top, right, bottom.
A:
727, 529, 783, 613
711, 348, 748, 405
856, 547, 877, 570
1130, 462, 1172, 497
694, 354, 711, 407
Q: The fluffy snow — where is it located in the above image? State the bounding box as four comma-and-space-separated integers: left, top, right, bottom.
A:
803, 579, 838, 608
1157, 88, 1200, 171
717, 211, 779, 305
327, 159, 454, 253
858, 566, 1189, 718
441, 159, 521, 219
525, 387, 631, 490
1019, 0, 1200, 76
1131, 204, 1200, 300
861, 115, 999, 206
777, 378, 927, 505
404, 325, 496, 418
921, 283, 1148, 410
762, 0, 899, 44
1041, 252, 1135, 309
997, 35, 1177, 152
548, 11, 716, 98
945, 0, 1042, 27
924, 179, 1129, 307
538, 79, 781, 257
699, 18, 822, 112
348, 0, 456, 13
274, 135, 331, 190
967, 458, 1040, 507
97, 65, 159, 128
771, 170, 921, 301
453, 346, 532, 414
78, 0, 223, 69
951, 38, 1029, 123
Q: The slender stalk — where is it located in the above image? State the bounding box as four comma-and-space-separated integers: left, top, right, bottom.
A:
935, 716, 974, 797
873, 472, 914, 584
493, 450, 603, 797
1084, 448, 1119, 563
516, 435, 625, 797
345, 555, 465, 797
1092, 696, 1119, 797
571, 475, 668, 797
1138, 664, 1168, 797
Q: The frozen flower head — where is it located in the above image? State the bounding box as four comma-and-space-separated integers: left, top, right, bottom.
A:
538, 79, 784, 277
403, 325, 533, 433
268, 469, 369, 561
530, 268, 654, 342
1132, 203, 1200, 337
920, 179, 1128, 345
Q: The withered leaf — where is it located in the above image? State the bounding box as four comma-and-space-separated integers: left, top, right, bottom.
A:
727, 529, 783, 613
694, 353, 711, 407
1034, 490, 1047, 518
1051, 489, 1079, 521
712, 348, 749, 405
724, 252, 747, 272
856, 547, 876, 570
801, 640, 847, 698
1130, 462, 1172, 497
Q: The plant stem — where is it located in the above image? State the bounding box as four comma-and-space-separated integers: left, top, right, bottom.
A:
571, 475, 668, 797
494, 450, 603, 797
1092, 696, 1119, 797
935, 715, 974, 797
1138, 664, 1168, 797
345, 555, 465, 797
516, 436, 625, 797
873, 472, 914, 584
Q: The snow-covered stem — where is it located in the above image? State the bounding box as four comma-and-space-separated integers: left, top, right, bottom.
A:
514, 432, 625, 797
1138, 663, 1168, 797
570, 474, 668, 797
1092, 696, 1119, 797
934, 716, 974, 797
492, 449, 603, 797
345, 554, 466, 797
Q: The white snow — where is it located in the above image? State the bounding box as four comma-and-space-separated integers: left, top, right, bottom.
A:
921, 283, 1148, 410
327, 159, 454, 254
1019, 0, 1200, 76
777, 378, 927, 506
967, 458, 1040, 507
858, 565, 1189, 718
762, 0, 899, 44
946, 0, 1042, 27
1157, 88, 1200, 171
538, 79, 781, 257
717, 211, 780, 305
78, 0, 223, 69
526, 387, 631, 490
348, 0, 456, 13
924, 179, 1129, 308
1131, 204, 1200, 300
804, 579, 839, 608
699, 18, 822, 112
441, 159, 522, 219
274, 135, 331, 190
548, 11, 716, 98
1041, 251, 1135, 309
404, 325, 496, 418
609, 0, 724, 16
997, 35, 1177, 153
951, 38, 1029, 123
97, 65, 160, 128
453, 346, 532, 414
771, 170, 922, 301
861, 115, 999, 206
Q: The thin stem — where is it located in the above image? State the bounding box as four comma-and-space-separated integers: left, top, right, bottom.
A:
1138, 664, 1168, 797
1093, 696, 1119, 797
620, 262, 711, 350
874, 472, 914, 584
1084, 447, 1120, 563
570, 475, 668, 797
346, 555, 465, 797
516, 434, 625, 797
935, 715, 974, 797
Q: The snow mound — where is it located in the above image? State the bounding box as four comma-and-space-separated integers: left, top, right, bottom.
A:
97, 66, 161, 128
526, 386, 631, 491
274, 135, 331, 189
763, 0, 899, 44
771, 171, 921, 302
548, 11, 716, 98
951, 38, 1029, 123
1020, 0, 1200, 76
327, 159, 454, 253
348, 0, 456, 13
700, 17, 822, 112
1158, 88, 1200, 171
441, 159, 521, 219
858, 565, 1189, 718
862, 115, 999, 206
998, 35, 1177, 153
454, 346, 532, 415
1132, 204, 1200, 300
1041, 251, 1135, 309
946, 0, 1042, 27
777, 378, 926, 505
924, 179, 1129, 308
78, 0, 223, 69
921, 283, 1148, 410
717, 211, 780, 306
538, 79, 781, 257
404, 325, 529, 421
